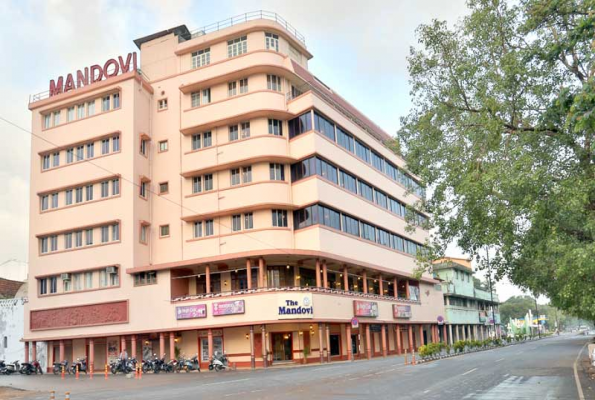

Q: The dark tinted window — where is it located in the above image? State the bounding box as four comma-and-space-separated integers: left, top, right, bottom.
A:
288, 111, 312, 138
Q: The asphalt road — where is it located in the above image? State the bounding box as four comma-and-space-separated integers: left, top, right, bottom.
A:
2, 334, 591, 400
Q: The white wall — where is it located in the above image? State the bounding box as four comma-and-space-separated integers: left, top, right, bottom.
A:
0, 260, 27, 282
0, 298, 46, 366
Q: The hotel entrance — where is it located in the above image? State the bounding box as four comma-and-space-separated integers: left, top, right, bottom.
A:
271, 332, 293, 362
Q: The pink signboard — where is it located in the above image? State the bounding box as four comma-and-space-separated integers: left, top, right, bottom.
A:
176, 304, 207, 320
353, 300, 379, 317
393, 304, 412, 319
212, 300, 245, 316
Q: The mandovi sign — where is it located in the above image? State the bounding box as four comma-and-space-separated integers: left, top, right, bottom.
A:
278, 293, 314, 319
49, 53, 138, 97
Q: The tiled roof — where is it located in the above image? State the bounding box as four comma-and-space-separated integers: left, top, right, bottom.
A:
0, 278, 25, 299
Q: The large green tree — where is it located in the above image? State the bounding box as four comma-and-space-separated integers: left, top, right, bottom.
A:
399, 0, 595, 319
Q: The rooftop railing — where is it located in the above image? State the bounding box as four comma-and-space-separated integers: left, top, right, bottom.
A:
180, 11, 306, 45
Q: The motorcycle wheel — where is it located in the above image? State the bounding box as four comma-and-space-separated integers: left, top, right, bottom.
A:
25, 369, 31, 375
215, 364, 223, 372
153, 367, 160, 374
208, 364, 213, 371
53, 367, 59, 375
111, 366, 117, 375
142, 364, 149, 373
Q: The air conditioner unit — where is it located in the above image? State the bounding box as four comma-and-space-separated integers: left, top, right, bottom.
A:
106, 266, 118, 275
61, 273, 71, 281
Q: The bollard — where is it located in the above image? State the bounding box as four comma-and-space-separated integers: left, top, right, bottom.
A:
89, 364, 93, 380
75, 365, 79, 380
404, 351, 409, 365
139, 365, 142, 380
104, 364, 108, 380
65, 392, 70, 400
61, 366, 65, 380
411, 349, 416, 366
134, 365, 138, 379
50, 390, 55, 400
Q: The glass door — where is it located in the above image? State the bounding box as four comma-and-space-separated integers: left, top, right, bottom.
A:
271, 333, 292, 361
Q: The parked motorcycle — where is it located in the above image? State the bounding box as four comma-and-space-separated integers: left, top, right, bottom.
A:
110, 358, 132, 375
20, 359, 43, 375
163, 357, 175, 373
178, 354, 200, 373
4, 360, 21, 375
141, 358, 155, 373
152, 354, 164, 374
208, 352, 229, 372
70, 357, 87, 374
53, 360, 69, 375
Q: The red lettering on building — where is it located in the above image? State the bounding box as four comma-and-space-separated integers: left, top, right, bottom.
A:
48, 52, 138, 97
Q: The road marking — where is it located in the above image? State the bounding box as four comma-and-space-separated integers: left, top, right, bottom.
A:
424, 390, 430, 394
503, 373, 510, 378
495, 358, 505, 362
203, 378, 250, 386
348, 377, 359, 381
363, 373, 375, 378
573, 341, 588, 400
461, 368, 477, 376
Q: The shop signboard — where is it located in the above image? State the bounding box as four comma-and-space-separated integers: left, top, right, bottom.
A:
393, 304, 412, 319
277, 293, 314, 319
353, 300, 379, 317
370, 324, 382, 333
107, 339, 119, 364
198, 329, 223, 338
212, 300, 245, 316
176, 304, 207, 320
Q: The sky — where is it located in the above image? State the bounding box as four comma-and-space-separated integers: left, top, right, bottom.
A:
0, 0, 539, 302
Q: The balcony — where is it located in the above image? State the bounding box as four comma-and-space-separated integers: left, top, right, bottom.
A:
444, 306, 481, 325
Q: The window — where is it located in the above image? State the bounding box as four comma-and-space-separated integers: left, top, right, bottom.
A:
355, 139, 371, 163
77, 104, 85, 119
339, 170, 357, 194
160, 225, 170, 237
140, 181, 147, 198
87, 101, 95, 116
229, 125, 239, 141
191, 48, 211, 69
241, 122, 250, 138
272, 210, 288, 227
50, 235, 58, 252
40, 237, 48, 254
75, 187, 83, 203
112, 223, 120, 241
75, 231, 83, 247
314, 112, 335, 141
193, 221, 203, 238
361, 222, 376, 242
49, 276, 57, 294
113, 93, 120, 109
288, 111, 312, 138
102, 96, 110, 112
268, 119, 283, 136
63, 278, 71, 292
85, 228, 93, 245
73, 273, 83, 292
228, 81, 237, 97
158, 99, 168, 110
374, 190, 388, 209
66, 148, 74, 163
113, 136, 120, 152
377, 228, 390, 247
39, 278, 47, 295
112, 179, 120, 195
202, 89, 211, 104
191, 91, 201, 108
192, 134, 201, 150
371, 151, 385, 172
99, 270, 108, 288
85, 272, 93, 290
101, 139, 110, 155
265, 32, 279, 51
101, 181, 109, 198
64, 232, 73, 249
230, 168, 241, 186
204, 174, 213, 191
244, 213, 254, 229
159, 182, 169, 194
140, 139, 148, 156
52, 152, 60, 167
76, 145, 84, 161
67, 107, 74, 122
319, 204, 341, 230
43, 114, 51, 129
87, 142, 94, 158
42, 155, 50, 170
232, 214, 242, 232
267, 74, 282, 91
342, 213, 360, 237
203, 131, 212, 147
159, 140, 168, 152
205, 220, 214, 236
53, 111, 60, 126
317, 158, 338, 184
358, 180, 374, 202
65, 190, 73, 206
269, 163, 285, 181
101, 226, 109, 243
134, 271, 157, 286
192, 176, 202, 193
51, 193, 59, 208
239, 78, 248, 94
242, 166, 252, 183
140, 225, 148, 244
85, 184, 93, 201
41, 195, 49, 211
227, 36, 247, 57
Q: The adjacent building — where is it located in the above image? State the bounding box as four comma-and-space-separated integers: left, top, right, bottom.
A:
25, 12, 445, 370
433, 257, 501, 342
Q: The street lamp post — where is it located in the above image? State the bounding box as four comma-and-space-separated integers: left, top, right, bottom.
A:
486, 249, 498, 339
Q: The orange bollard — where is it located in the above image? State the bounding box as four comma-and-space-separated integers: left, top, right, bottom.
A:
134, 365, 138, 379
75, 365, 79, 380
89, 364, 93, 380
411, 349, 416, 366
65, 392, 70, 400
404, 351, 409, 365
104, 364, 108, 380
61, 365, 65, 380
50, 390, 56, 400
139, 365, 142, 380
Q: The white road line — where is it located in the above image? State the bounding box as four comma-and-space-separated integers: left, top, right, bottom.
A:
363, 373, 375, 378
461, 368, 478, 376
495, 358, 505, 362
348, 377, 359, 381
574, 341, 588, 400
203, 378, 250, 386
424, 390, 431, 394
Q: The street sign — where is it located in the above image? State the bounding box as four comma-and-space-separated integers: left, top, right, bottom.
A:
437, 316, 445, 325
351, 317, 359, 329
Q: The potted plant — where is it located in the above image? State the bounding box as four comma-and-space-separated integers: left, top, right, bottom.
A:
302, 346, 310, 364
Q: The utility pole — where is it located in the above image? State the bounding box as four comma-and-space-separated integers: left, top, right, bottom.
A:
534, 295, 541, 339
486, 249, 498, 339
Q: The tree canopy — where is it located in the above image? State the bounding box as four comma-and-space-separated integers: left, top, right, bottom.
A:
398, 0, 595, 319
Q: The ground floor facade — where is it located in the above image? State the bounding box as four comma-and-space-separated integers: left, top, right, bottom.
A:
446, 323, 502, 344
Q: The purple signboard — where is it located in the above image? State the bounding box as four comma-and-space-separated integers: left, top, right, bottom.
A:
393, 304, 412, 319
353, 300, 379, 317
176, 304, 207, 320
212, 300, 245, 316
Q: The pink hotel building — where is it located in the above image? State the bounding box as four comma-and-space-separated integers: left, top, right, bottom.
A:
25, 13, 446, 370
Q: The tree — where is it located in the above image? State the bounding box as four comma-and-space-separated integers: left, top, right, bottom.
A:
398, 0, 595, 319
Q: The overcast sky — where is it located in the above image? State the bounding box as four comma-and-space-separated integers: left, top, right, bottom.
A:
0, 0, 537, 302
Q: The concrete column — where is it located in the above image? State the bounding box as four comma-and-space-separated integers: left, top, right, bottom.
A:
365, 324, 372, 359
346, 324, 353, 361
462, 325, 466, 341
24, 342, 29, 363
261, 325, 267, 368
318, 323, 324, 363
362, 271, 368, 293
405, 280, 410, 299
326, 324, 331, 363
59, 340, 65, 362
381, 325, 387, 357
258, 258, 265, 288
32, 341, 37, 362
207, 329, 213, 361
343, 266, 348, 291
322, 262, 328, 288
169, 332, 175, 360
448, 324, 453, 345
131, 335, 136, 358
395, 325, 402, 355
443, 325, 448, 344
159, 332, 165, 357
473, 325, 478, 341
246, 259, 252, 289
393, 278, 398, 297
205, 265, 211, 293
89, 339, 94, 372
455, 325, 460, 342
379, 275, 384, 296
408, 325, 414, 353
419, 325, 425, 346
481, 326, 485, 340
249, 325, 255, 369
315, 259, 321, 287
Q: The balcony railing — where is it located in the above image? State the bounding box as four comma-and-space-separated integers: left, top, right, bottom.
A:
180, 11, 306, 45
171, 285, 420, 304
